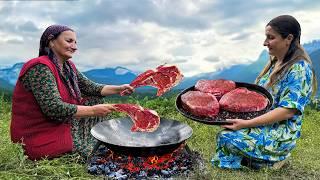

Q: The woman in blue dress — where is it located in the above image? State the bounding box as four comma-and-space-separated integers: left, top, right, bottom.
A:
212, 15, 318, 169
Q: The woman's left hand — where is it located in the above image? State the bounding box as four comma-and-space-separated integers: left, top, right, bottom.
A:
221, 119, 250, 130
118, 84, 134, 95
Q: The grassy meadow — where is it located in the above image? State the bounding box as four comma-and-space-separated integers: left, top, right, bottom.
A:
1, 93, 320, 179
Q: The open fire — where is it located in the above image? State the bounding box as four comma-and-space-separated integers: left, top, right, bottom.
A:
88, 142, 199, 179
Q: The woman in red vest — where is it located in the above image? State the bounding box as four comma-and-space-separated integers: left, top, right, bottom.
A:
10, 25, 134, 160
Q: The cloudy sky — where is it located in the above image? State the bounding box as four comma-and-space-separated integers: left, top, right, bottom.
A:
0, 0, 319, 76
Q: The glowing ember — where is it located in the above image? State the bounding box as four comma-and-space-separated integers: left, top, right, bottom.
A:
88, 143, 195, 178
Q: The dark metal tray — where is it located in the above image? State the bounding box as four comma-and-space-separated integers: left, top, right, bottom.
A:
175, 82, 273, 125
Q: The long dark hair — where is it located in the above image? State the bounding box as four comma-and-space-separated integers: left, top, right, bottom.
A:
256, 15, 317, 96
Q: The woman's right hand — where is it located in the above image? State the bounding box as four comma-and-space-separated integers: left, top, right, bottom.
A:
221, 119, 250, 130
92, 104, 115, 116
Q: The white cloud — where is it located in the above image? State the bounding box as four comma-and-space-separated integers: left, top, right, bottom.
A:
0, 0, 320, 77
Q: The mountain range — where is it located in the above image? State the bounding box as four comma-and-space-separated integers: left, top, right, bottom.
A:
0, 63, 23, 91
177, 50, 270, 89
83, 66, 137, 85
1, 40, 320, 95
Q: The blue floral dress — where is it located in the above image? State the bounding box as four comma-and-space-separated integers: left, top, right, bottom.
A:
211, 60, 314, 169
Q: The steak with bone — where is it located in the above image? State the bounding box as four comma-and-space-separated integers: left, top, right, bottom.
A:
181, 91, 220, 118
219, 87, 268, 112
195, 79, 236, 99
113, 104, 160, 132
121, 65, 183, 96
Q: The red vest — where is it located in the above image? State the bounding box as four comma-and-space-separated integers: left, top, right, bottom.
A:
11, 56, 79, 160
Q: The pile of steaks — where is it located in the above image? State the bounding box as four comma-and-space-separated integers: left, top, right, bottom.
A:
181, 79, 269, 118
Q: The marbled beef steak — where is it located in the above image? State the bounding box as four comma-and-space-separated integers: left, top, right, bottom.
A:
195, 79, 236, 99
122, 64, 183, 96
114, 104, 160, 132
181, 91, 219, 118
219, 87, 268, 112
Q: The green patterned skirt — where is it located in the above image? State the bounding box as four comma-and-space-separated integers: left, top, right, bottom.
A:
71, 97, 108, 160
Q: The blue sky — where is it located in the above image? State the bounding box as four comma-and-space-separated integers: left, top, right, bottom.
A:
0, 0, 319, 76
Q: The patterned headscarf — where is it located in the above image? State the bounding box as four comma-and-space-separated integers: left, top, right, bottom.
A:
39, 25, 82, 103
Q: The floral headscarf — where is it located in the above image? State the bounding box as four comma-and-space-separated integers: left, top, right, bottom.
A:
39, 25, 81, 103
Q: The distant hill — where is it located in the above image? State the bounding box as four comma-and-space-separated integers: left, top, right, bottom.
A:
176, 50, 269, 88
0, 77, 14, 91
0, 77, 13, 100
0, 62, 23, 85
177, 44, 320, 95
83, 66, 137, 85
310, 49, 320, 95
304, 40, 320, 55
209, 50, 269, 83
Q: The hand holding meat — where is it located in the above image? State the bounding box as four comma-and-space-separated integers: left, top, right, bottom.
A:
101, 84, 134, 96
92, 104, 115, 116
117, 84, 134, 95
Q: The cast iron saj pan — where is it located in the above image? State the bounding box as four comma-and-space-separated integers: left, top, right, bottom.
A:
175, 82, 274, 125
90, 117, 193, 156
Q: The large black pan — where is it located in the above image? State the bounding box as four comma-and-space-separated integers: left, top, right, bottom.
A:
176, 82, 274, 125
90, 117, 193, 156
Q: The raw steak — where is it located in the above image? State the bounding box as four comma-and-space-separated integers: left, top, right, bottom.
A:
219, 88, 268, 112
181, 91, 219, 118
113, 104, 160, 132
195, 79, 236, 98
121, 64, 183, 96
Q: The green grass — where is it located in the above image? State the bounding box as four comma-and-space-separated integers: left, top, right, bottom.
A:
1, 95, 320, 179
